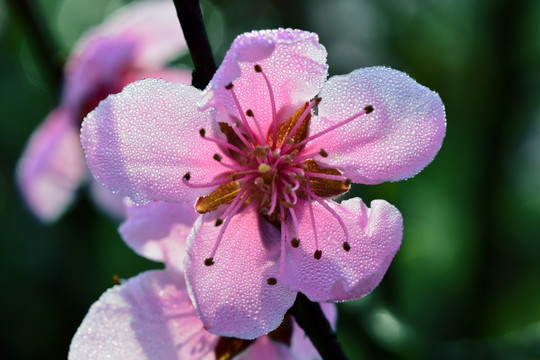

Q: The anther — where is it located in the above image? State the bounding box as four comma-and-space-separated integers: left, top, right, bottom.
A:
199, 128, 206, 137
314, 249, 322, 259
213, 154, 222, 162
215, 218, 223, 227
260, 207, 269, 215
204, 257, 215, 266
343, 178, 352, 186
255, 177, 265, 187
285, 184, 292, 194
246, 109, 254, 117
267, 277, 277, 285
291, 238, 300, 248
225, 83, 234, 90
319, 148, 328, 158
343, 241, 351, 252
254, 64, 262, 73
364, 105, 374, 114
183, 172, 191, 181
313, 96, 322, 105
283, 201, 294, 208
286, 137, 295, 145
254, 145, 269, 159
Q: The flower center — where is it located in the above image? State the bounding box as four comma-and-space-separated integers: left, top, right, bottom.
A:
183, 64, 373, 281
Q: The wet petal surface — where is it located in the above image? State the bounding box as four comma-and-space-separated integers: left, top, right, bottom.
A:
81, 78, 223, 204
310, 66, 446, 184
282, 198, 402, 301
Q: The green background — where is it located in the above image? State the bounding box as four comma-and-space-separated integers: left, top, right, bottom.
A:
1, 0, 540, 358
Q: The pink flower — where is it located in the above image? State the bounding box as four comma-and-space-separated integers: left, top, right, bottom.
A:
16, 0, 190, 222
69, 201, 337, 360
81, 29, 446, 339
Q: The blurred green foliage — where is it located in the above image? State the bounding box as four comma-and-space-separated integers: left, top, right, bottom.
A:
1, 0, 540, 359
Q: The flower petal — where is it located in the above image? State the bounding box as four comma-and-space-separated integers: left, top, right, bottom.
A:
72, 0, 186, 69
202, 29, 328, 135
119, 200, 198, 271
310, 66, 446, 184
69, 270, 217, 360
282, 198, 402, 301
81, 78, 224, 204
16, 108, 86, 222
185, 203, 297, 339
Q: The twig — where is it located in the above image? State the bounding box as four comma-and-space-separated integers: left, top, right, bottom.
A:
172, 0, 217, 90
291, 293, 349, 360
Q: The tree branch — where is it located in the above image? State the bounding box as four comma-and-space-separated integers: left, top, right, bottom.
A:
291, 293, 349, 360
172, 0, 217, 90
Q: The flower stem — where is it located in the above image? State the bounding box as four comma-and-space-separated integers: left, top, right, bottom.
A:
5, 0, 62, 92
172, 0, 217, 90
291, 293, 348, 360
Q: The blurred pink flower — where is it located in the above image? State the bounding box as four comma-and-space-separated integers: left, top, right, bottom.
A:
69, 201, 336, 360
16, 0, 190, 222
81, 28, 446, 339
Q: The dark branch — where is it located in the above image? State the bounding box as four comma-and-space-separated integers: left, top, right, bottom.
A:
172, 0, 217, 90
5, 0, 62, 92
291, 293, 349, 360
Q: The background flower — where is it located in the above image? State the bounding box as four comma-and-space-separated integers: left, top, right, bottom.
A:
16, 0, 190, 223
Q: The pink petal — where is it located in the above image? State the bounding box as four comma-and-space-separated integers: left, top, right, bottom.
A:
69, 270, 217, 360
72, 0, 186, 69
185, 203, 297, 339
282, 198, 402, 301
202, 29, 328, 135
309, 66, 446, 184
89, 180, 126, 220
16, 108, 86, 222
63, 37, 136, 114
119, 200, 198, 271
81, 78, 224, 204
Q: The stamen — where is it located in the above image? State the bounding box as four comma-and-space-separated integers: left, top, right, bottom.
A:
213, 154, 222, 161
227, 83, 258, 145
204, 258, 215, 266
300, 185, 350, 246
200, 133, 250, 158
267, 277, 277, 285
255, 64, 278, 149
319, 148, 328, 157
306, 179, 320, 258
282, 99, 319, 152
303, 171, 347, 182
206, 189, 253, 263
277, 203, 287, 279
182, 174, 233, 189
215, 218, 224, 226
199, 128, 206, 137
288, 106, 373, 152
314, 249, 322, 260
343, 241, 351, 251
246, 109, 266, 146
291, 238, 300, 248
